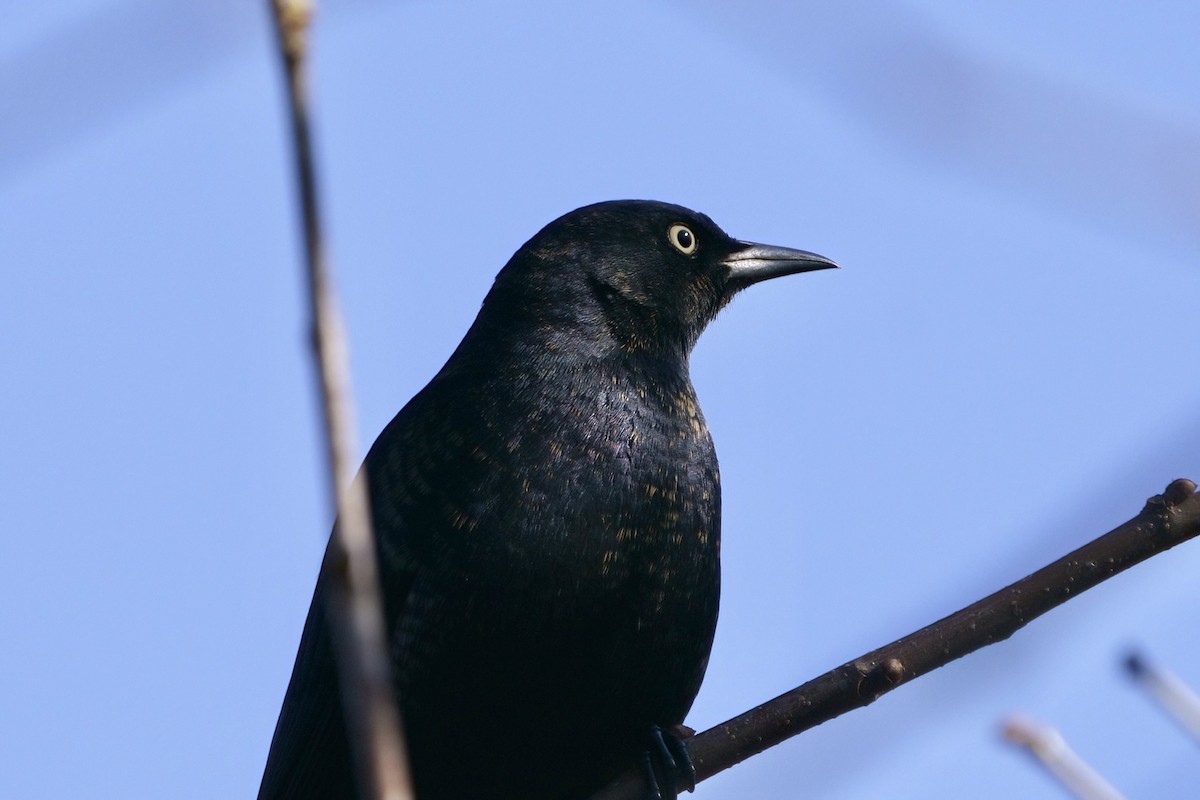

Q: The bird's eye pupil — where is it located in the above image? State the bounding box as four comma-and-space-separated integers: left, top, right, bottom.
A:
677, 229, 692, 248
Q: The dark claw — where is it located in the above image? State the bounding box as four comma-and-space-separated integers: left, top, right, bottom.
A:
665, 729, 696, 793
650, 725, 678, 775
640, 749, 663, 800
642, 725, 695, 800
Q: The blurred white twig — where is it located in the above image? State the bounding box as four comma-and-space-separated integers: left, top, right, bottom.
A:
1125, 651, 1200, 743
1002, 714, 1124, 800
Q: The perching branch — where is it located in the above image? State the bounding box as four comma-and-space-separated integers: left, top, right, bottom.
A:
266, 3, 413, 799
593, 478, 1200, 799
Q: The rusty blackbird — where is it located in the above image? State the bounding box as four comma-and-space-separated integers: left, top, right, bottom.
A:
258, 200, 835, 800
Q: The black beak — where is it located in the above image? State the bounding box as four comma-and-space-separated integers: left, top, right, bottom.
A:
722, 240, 838, 289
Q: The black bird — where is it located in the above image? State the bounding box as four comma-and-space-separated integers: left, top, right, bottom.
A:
259, 200, 835, 800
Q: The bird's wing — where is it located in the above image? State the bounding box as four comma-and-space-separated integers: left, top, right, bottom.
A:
257, 564, 354, 799
258, 389, 447, 800
258, 528, 430, 799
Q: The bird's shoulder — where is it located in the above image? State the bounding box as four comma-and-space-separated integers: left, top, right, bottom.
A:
362, 353, 716, 553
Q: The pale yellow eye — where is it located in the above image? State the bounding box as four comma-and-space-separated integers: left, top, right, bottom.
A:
668, 223, 697, 255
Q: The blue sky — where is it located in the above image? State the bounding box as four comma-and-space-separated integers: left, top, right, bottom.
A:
3, 2, 1199, 798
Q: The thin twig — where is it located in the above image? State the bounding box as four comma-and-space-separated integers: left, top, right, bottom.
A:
593, 478, 1200, 799
1124, 651, 1200, 743
1002, 714, 1125, 800
266, 2, 413, 798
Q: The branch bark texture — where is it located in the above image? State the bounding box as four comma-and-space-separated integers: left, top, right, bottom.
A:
594, 478, 1200, 799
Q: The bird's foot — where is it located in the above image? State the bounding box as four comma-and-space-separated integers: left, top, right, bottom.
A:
640, 724, 696, 800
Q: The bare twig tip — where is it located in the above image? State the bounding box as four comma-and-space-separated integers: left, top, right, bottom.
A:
1122, 651, 1146, 678
1000, 713, 1049, 749
272, 0, 314, 60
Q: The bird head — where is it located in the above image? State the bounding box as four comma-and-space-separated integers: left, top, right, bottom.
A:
477, 200, 836, 362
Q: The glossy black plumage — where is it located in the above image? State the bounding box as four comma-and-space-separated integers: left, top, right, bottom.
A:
258, 200, 835, 800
